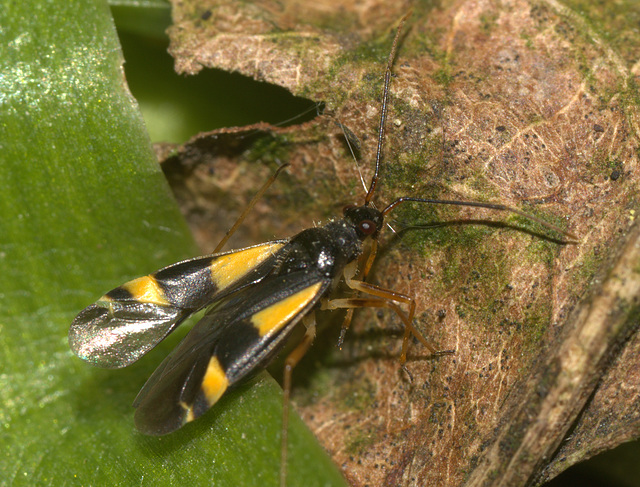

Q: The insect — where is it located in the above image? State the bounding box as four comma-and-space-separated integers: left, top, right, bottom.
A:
69, 12, 573, 486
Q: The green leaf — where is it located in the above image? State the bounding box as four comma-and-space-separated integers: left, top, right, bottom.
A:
0, 1, 344, 485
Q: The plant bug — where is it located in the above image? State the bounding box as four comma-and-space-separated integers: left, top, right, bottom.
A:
69, 11, 574, 486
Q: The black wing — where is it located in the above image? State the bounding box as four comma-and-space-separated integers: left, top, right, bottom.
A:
69, 242, 287, 368
132, 270, 330, 435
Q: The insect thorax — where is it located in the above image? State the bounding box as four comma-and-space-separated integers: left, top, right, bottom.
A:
278, 220, 364, 279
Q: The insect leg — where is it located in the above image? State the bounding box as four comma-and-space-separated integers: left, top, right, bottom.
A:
325, 295, 438, 363
281, 313, 317, 487
337, 240, 379, 348
337, 309, 354, 349
360, 238, 378, 280
348, 278, 456, 358
328, 274, 454, 361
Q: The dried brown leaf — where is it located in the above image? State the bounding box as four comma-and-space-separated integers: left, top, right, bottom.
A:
162, 0, 640, 486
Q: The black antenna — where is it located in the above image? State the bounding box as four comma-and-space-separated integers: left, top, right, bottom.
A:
364, 11, 412, 205
362, 12, 575, 241
383, 197, 578, 240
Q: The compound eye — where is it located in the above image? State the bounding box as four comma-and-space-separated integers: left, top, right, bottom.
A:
359, 219, 377, 235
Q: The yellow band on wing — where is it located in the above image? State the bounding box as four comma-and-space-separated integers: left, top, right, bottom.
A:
201, 356, 229, 406
209, 243, 285, 289
251, 282, 323, 337
121, 275, 170, 306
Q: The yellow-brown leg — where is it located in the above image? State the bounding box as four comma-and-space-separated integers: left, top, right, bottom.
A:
336, 240, 379, 348
325, 296, 441, 362
360, 238, 378, 280
327, 274, 454, 362
337, 308, 354, 349
337, 239, 378, 347
281, 313, 316, 487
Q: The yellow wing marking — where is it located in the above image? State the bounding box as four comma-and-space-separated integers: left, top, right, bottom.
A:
179, 356, 229, 423
251, 282, 323, 337
180, 401, 195, 423
201, 356, 229, 406
209, 242, 285, 289
121, 275, 170, 306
